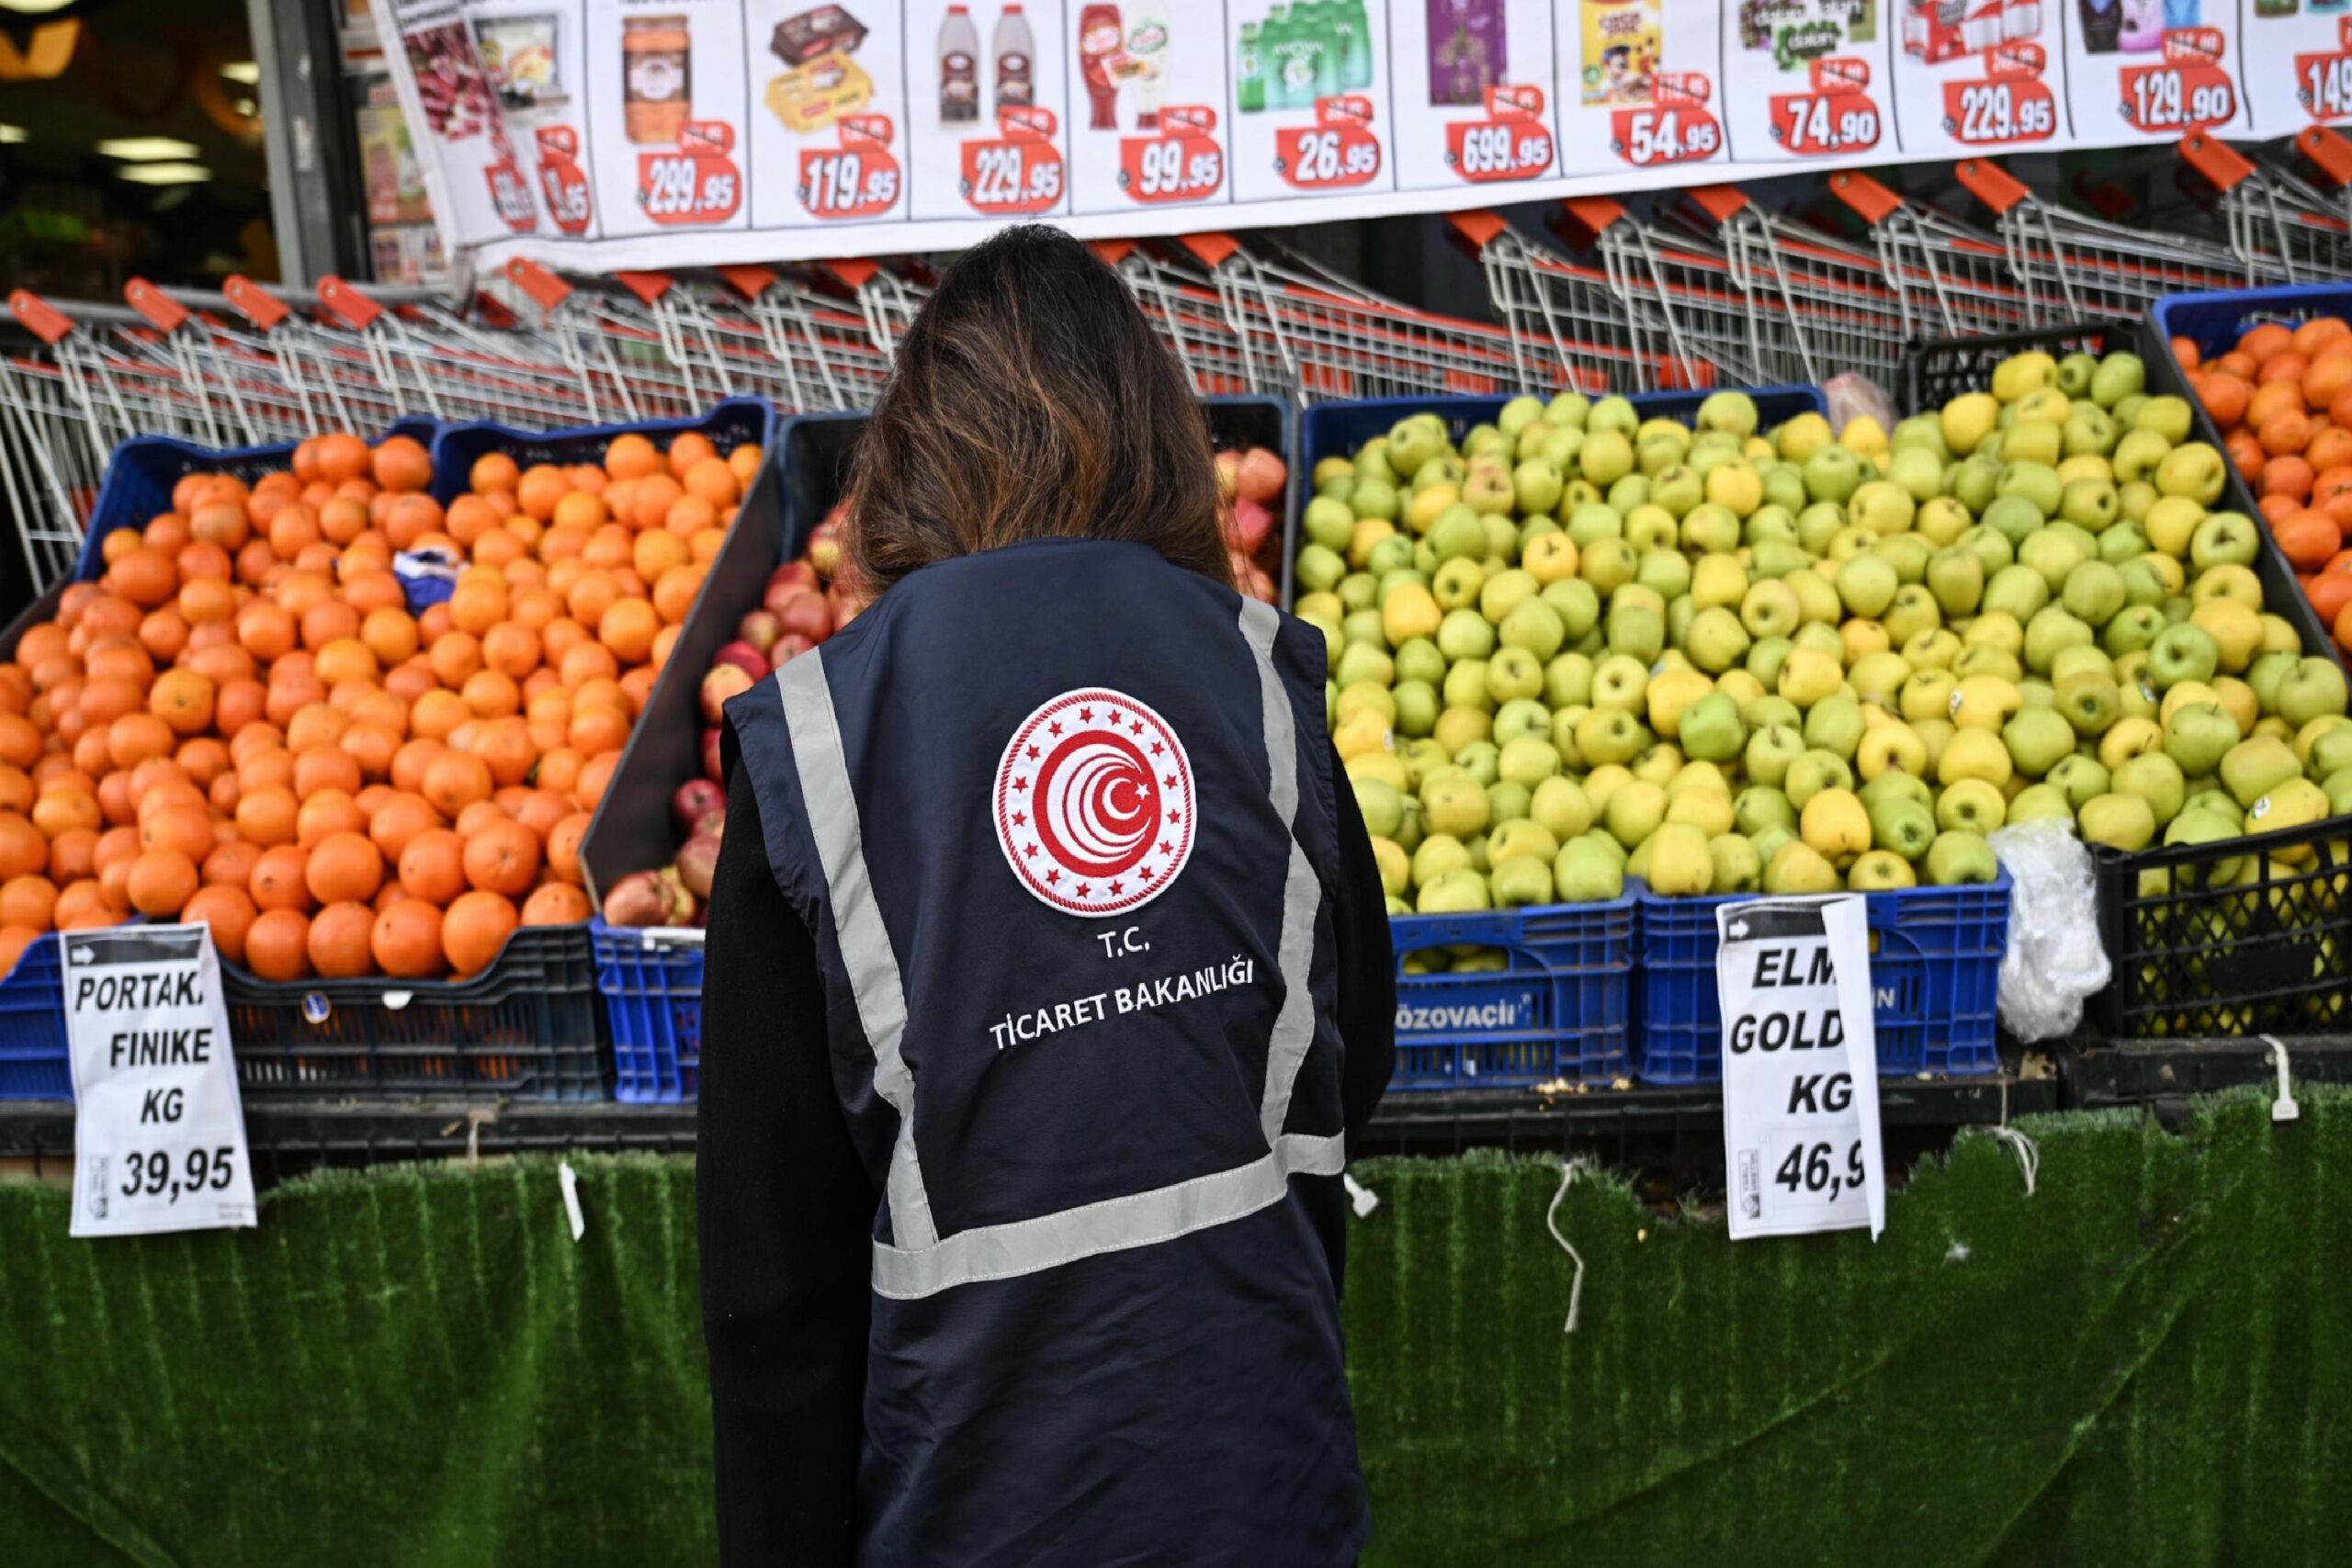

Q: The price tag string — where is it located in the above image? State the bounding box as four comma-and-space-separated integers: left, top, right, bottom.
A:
1986, 1125, 2040, 1200
1545, 1160, 1586, 1337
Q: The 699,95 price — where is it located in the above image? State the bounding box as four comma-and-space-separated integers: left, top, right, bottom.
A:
117, 1145, 239, 1205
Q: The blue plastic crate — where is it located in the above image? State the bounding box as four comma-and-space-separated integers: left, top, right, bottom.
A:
2151, 281, 2352, 362
0, 932, 71, 1100
1286, 388, 1829, 606
592, 919, 703, 1104
1634, 874, 2012, 1085
1388, 894, 1637, 1089
427, 397, 777, 505
70, 416, 438, 583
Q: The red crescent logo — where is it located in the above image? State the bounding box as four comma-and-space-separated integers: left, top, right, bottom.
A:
993, 687, 1195, 915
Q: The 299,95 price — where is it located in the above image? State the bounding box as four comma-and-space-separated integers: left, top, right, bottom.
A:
116, 1145, 239, 1204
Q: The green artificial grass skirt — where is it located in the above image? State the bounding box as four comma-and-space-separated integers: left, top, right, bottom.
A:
5, 1087, 2350, 1564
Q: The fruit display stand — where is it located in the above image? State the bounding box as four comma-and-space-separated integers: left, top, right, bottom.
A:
1388, 894, 1637, 1089
1634, 874, 2011, 1085
1898, 322, 2143, 421
580, 396, 1292, 1104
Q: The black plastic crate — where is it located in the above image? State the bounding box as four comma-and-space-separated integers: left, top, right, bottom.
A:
224, 925, 607, 1101
1898, 321, 2142, 416
2091, 824, 2352, 1039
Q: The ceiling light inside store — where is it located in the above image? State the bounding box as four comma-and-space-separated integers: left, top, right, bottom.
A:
0, 1, 78, 15
234, 98, 256, 116
220, 61, 261, 84
0, 125, 27, 144
96, 137, 202, 162
117, 162, 211, 186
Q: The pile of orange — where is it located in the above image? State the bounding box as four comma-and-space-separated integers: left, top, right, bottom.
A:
2177, 317, 2352, 656
0, 424, 757, 984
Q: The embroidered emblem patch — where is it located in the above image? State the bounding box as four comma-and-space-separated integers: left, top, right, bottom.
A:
994, 687, 1195, 915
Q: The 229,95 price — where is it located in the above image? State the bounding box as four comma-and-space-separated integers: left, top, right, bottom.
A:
119, 1145, 238, 1204
1776, 1140, 1865, 1203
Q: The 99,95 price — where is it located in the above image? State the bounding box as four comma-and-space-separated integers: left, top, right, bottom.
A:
118, 1145, 239, 1205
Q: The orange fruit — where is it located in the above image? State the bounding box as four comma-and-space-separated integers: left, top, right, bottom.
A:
461, 817, 541, 897
179, 885, 254, 964
47, 828, 97, 884
368, 794, 443, 861
522, 883, 591, 924
296, 788, 367, 848
149, 668, 217, 736
248, 844, 313, 913
0, 814, 47, 879
140, 804, 213, 864
305, 831, 384, 905
304, 900, 376, 977
2275, 511, 2338, 572
443, 889, 518, 976
423, 750, 494, 818
127, 847, 198, 918
666, 432, 718, 479
244, 907, 311, 979
202, 839, 261, 889
293, 745, 362, 802
597, 599, 660, 665
371, 897, 446, 977
371, 435, 432, 492
106, 547, 178, 609
398, 827, 467, 904
53, 878, 114, 930
0, 874, 57, 931
574, 751, 619, 812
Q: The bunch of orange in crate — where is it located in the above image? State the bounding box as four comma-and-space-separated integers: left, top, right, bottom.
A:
0, 424, 757, 985
2177, 316, 2352, 655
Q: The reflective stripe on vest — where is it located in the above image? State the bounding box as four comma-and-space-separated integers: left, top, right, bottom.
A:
772, 595, 1333, 1301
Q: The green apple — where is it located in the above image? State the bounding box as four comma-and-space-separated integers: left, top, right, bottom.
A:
1937, 778, 2007, 835
1541, 578, 1602, 642
2002, 706, 2076, 777
1411, 832, 1471, 888
1868, 795, 1937, 862
1941, 392, 2001, 455
2164, 701, 2240, 779
1804, 694, 1867, 761
1428, 507, 1487, 565
1418, 866, 1493, 914
1785, 749, 1855, 809
2155, 443, 2227, 506
2005, 784, 2074, 826
2060, 560, 2126, 626
1763, 841, 1842, 895
2135, 394, 2195, 445
1486, 648, 1545, 705
1924, 830, 2001, 886
2113, 752, 2187, 828
1392, 681, 1439, 737
2101, 604, 2167, 659
2111, 428, 2171, 487
1530, 776, 1595, 842
1673, 692, 1744, 764
1602, 780, 1667, 850
1438, 607, 1497, 663
2091, 352, 2145, 408
2147, 623, 2219, 690
1553, 839, 1623, 903
2221, 736, 2304, 809
1734, 785, 1796, 839
2079, 792, 2156, 851
1940, 727, 2015, 790
1576, 707, 1645, 767
2277, 657, 2350, 731
1578, 429, 1634, 487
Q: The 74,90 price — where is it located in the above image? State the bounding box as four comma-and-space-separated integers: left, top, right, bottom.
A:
1779, 95, 1880, 154
1951, 80, 2055, 144
1619, 107, 1720, 166
802, 150, 900, 215
1776, 1139, 1865, 1203
119, 1145, 237, 1204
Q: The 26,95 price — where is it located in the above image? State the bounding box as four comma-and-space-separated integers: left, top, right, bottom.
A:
1775, 1139, 1866, 1204
118, 1145, 238, 1205
1281, 127, 1380, 186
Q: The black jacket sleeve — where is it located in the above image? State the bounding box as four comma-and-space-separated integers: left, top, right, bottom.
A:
1327, 743, 1395, 1156
699, 731, 871, 1568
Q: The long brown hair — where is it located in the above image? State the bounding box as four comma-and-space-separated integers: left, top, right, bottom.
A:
842, 225, 1231, 593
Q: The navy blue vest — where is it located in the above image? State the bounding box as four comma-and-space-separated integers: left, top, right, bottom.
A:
728, 537, 1368, 1565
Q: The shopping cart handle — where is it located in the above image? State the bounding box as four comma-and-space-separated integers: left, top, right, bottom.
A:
2179, 131, 2254, 192
504, 257, 572, 312
1176, 232, 1240, 269
1954, 159, 2030, 216
123, 278, 190, 334
1826, 171, 1903, 225
222, 276, 290, 331
1086, 239, 1135, 268
2298, 125, 2352, 191
1560, 197, 1628, 243
821, 258, 879, 290
616, 271, 674, 306
316, 276, 383, 331
1445, 210, 1509, 249
717, 265, 778, 299
1688, 186, 1751, 225
5, 289, 74, 346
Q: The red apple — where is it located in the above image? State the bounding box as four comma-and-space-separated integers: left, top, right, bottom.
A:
604, 871, 672, 928
702, 662, 755, 724
770, 558, 820, 595
737, 608, 782, 652
1228, 497, 1274, 555
676, 831, 722, 899
1214, 448, 1243, 503
770, 632, 815, 670
1237, 447, 1286, 505
808, 517, 842, 579
711, 640, 769, 682
702, 727, 724, 782
673, 778, 724, 838
773, 588, 833, 644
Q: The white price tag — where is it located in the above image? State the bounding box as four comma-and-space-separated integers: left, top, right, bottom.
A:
65, 926, 256, 1238
1716, 895, 1883, 1242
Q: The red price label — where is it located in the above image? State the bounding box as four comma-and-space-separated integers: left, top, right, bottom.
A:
1611, 103, 1724, 168
1943, 76, 2057, 145
1445, 116, 1554, 183
1770, 92, 1883, 156
536, 126, 591, 235
636, 123, 742, 226
959, 140, 1066, 214
1119, 135, 1224, 202
2299, 51, 2352, 123
798, 146, 902, 220
2119, 63, 2235, 134
484, 142, 537, 232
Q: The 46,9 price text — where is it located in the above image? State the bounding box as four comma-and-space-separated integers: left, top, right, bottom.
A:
1776, 1139, 1867, 1204
117, 1145, 238, 1205
1948, 79, 2057, 145
1773, 93, 1882, 155
1613, 106, 1722, 168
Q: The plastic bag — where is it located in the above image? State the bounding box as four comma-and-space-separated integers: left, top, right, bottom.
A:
1987, 818, 2110, 1043
1822, 373, 1895, 438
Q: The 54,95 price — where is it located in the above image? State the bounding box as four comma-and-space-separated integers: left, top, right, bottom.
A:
1613, 105, 1722, 168
1776, 1139, 1866, 1204
118, 1145, 238, 1205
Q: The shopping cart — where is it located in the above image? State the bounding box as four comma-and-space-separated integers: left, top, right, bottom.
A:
1672, 185, 1911, 387
1091, 240, 1268, 397
1955, 156, 2263, 326
2175, 130, 2352, 288
1825, 170, 2034, 343
1170, 231, 1534, 403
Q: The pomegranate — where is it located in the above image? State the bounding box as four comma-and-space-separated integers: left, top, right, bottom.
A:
603, 871, 672, 928
1228, 497, 1274, 556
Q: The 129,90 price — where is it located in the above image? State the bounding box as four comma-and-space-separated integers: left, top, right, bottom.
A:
119, 1145, 237, 1204
1776, 1140, 1865, 1202
2126, 69, 2233, 132
1952, 82, 2055, 143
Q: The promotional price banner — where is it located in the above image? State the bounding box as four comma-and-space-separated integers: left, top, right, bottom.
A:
66, 926, 257, 1240
380, 0, 2323, 274
1715, 897, 1886, 1243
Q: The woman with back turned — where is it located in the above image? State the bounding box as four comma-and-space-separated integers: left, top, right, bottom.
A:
697, 224, 1395, 1566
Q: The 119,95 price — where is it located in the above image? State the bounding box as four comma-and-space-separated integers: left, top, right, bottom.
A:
119, 1145, 238, 1204
800, 149, 901, 219
1776, 1139, 1866, 1203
